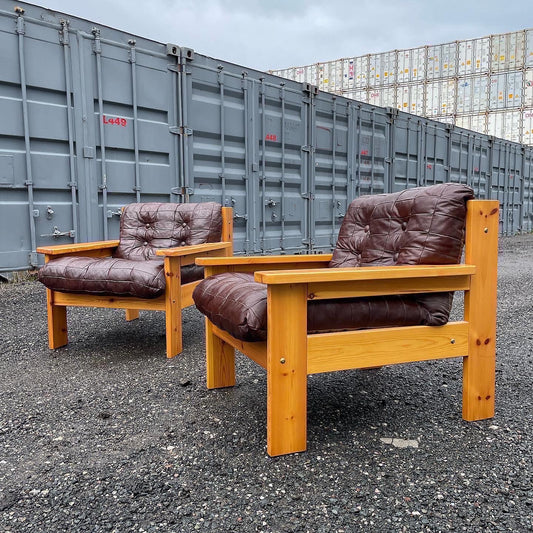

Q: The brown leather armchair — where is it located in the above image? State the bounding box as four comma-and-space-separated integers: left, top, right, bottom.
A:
37, 202, 233, 358
193, 184, 499, 456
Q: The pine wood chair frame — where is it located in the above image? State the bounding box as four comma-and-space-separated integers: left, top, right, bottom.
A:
37, 207, 233, 358
196, 200, 499, 456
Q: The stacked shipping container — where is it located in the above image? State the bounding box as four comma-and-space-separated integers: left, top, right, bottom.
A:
271, 29, 533, 146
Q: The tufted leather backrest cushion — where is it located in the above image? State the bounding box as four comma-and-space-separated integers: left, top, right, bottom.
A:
114, 202, 222, 261
329, 183, 474, 268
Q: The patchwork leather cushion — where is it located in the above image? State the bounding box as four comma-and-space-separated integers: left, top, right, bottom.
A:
329, 183, 473, 268
38, 256, 166, 298
38, 257, 206, 299
193, 184, 474, 342
194, 272, 268, 341
114, 202, 222, 261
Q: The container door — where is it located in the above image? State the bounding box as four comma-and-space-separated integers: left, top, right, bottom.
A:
179, 54, 311, 254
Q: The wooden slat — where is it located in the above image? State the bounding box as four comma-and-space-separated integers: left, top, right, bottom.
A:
255, 264, 476, 285
46, 289, 68, 349
308, 275, 471, 299
179, 280, 198, 308
206, 319, 236, 389
197, 254, 333, 266
125, 309, 139, 321
155, 241, 232, 257
266, 283, 308, 456
212, 325, 267, 369
37, 240, 119, 255
53, 292, 166, 310
164, 256, 182, 358
221, 207, 234, 254
462, 200, 499, 421
307, 322, 469, 374
203, 261, 332, 278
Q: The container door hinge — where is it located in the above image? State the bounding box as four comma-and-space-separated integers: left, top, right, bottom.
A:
169, 126, 193, 136
170, 187, 194, 196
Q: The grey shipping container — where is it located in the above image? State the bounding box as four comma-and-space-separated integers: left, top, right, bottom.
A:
1, 0, 532, 273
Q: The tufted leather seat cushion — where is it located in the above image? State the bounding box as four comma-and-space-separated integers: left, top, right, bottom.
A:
193, 183, 474, 341
38, 256, 166, 298
38, 202, 222, 298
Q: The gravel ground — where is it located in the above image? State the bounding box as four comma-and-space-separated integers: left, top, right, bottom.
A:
1, 235, 532, 533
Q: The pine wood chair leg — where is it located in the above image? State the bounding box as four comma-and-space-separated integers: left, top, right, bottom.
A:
463, 200, 499, 421
165, 257, 182, 358
46, 289, 68, 349
206, 319, 236, 389
266, 284, 308, 457
125, 309, 140, 321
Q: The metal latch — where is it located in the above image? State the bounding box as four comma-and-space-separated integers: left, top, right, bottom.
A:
40, 227, 75, 238
106, 210, 122, 218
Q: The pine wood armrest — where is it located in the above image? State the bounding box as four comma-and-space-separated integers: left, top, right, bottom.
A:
254, 264, 476, 284
254, 264, 476, 299
155, 242, 232, 257
36, 240, 120, 255
195, 254, 333, 267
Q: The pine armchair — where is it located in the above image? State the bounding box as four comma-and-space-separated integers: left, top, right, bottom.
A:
193, 184, 498, 456
37, 202, 233, 358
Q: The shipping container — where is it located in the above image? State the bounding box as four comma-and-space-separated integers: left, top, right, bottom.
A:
488, 110, 522, 143
458, 37, 491, 76
489, 71, 523, 109
527, 29, 533, 68
396, 83, 424, 115
455, 114, 488, 136
522, 108, 533, 145
368, 51, 396, 87
396, 46, 426, 84
426, 42, 457, 80
491, 31, 525, 71
457, 75, 489, 114
425, 79, 456, 117
1, 0, 533, 274
318, 60, 343, 93
341, 88, 368, 103
368, 87, 396, 108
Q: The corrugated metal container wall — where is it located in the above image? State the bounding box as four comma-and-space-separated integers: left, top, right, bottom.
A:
2, 1, 533, 273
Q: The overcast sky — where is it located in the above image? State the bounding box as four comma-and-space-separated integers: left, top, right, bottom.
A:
36, 0, 532, 71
